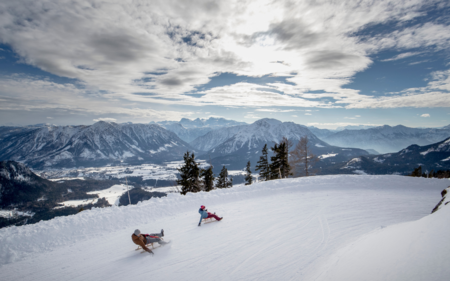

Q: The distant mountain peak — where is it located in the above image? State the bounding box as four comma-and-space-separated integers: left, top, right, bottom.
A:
253, 118, 282, 127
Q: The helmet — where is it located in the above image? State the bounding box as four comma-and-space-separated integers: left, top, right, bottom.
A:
200, 205, 205, 209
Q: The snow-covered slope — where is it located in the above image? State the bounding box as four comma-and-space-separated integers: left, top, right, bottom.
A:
1, 175, 448, 280
323, 125, 450, 153
0, 122, 195, 169
189, 125, 247, 151
209, 118, 326, 155
316, 185, 450, 281
161, 123, 213, 143
178, 117, 247, 129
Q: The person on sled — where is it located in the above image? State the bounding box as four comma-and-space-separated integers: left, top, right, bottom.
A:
198, 205, 223, 226
131, 229, 167, 255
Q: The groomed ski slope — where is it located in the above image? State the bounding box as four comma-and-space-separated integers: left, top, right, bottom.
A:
1, 175, 450, 281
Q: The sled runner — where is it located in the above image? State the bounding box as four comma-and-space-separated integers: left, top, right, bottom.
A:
135, 238, 170, 253
202, 217, 218, 224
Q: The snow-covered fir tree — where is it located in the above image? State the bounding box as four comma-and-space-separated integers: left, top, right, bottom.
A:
177, 151, 202, 195
255, 144, 270, 181
269, 142, 291, 179
201, 166, 215, 192
245, 161, 252, 185
216, 166, 232, 188
245, 161, 253, 185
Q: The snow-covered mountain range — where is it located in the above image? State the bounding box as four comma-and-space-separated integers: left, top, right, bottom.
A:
2, 118, 450, 174
189, 125, 247, 151
322, 125, 450, 153
0, 121, 196, 169
154, 117, 247, 142
196, 118, 368, 172
334, 137, 450, 175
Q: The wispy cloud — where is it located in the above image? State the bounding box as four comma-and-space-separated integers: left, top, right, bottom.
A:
93, 118, 117, 123
421, 113, 430, 117
307, 122, 382, 129
344, 115, 361, 119
346, 69, 450, 108
244, 112, 261, 119
381, 52, 421, 62
0, 75, 191, 121
255, 108, 295, 113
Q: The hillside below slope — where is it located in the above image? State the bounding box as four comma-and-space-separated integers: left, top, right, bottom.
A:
1, 175, 449, 280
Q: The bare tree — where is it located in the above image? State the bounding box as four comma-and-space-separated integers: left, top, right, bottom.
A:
290, 136, 320, 177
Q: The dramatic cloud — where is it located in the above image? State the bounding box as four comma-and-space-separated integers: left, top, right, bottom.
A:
0, 75, 191, 121
0, 0, 448, 116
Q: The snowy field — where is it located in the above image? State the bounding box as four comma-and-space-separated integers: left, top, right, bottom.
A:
37, 161, 244, 183
56, 184, 132, 208
1, 175, 449, 281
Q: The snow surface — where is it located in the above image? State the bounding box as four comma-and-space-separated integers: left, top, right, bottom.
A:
1, 175, 449, 281
56, 184, 133, 208
88, 184, 132, 206
319, 153, 338, 159
441, 156, 450, 162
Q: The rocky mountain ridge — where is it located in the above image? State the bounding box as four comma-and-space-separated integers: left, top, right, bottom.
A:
197, 118, 369, 172
154, 117, 247, 142
331, 137, 450, 175
322, 124, 450, 153
0, 121, 196, 169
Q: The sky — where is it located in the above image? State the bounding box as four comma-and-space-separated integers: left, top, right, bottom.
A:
0, 0, 449, 129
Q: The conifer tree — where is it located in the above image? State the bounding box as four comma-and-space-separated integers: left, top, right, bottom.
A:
269, 142, 291, 179
244, 161, 252, 185
216, 166, 232, 188
409, 166, 422, 177
255, 144, 270, 181
177, 151, 202, 195
201, 166, 215, 192
269, 143, 282, 179
278, 142, 292, 178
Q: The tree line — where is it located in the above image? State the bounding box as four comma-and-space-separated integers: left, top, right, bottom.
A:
255, 136, 319, 181
409, 166, 450, 178
176, 151, 232, 195
177, 136, 319, 195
